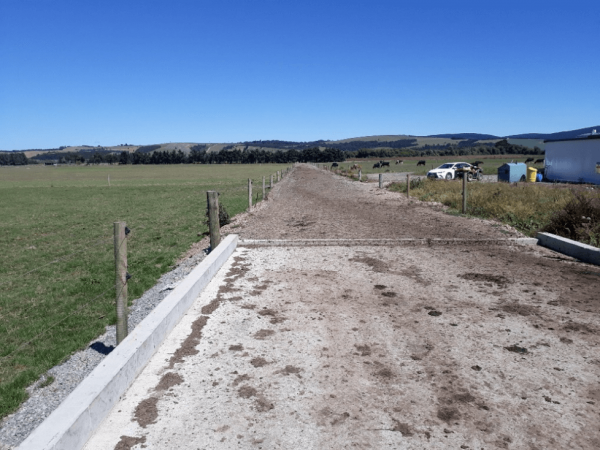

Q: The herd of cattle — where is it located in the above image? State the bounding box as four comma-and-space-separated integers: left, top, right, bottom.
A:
330, 158, 544, 171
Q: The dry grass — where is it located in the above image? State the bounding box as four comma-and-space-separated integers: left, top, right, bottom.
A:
388, 179, 600, 238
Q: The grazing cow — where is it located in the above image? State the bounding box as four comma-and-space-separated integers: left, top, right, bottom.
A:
395, 160, 404, 165
534, 158, 544, 164
331, 162, 339, 168
473, 161, 483, 166
350, 164, 361, 170
417, 160, 426, 166
380, 161, 390, 167
373, 162, 381, 169
525, 157, 534, 164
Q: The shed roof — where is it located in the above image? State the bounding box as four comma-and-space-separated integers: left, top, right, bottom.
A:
544, 134, 600, 144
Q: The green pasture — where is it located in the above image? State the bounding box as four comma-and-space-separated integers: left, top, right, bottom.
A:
0, 163, 289, 418
340, 155, 544, 176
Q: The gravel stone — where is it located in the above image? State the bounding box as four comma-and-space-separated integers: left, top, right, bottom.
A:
0, 249, 208, 448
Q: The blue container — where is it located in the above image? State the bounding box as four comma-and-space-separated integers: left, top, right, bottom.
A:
536, 172, 543, 182
498, 162, 527, 183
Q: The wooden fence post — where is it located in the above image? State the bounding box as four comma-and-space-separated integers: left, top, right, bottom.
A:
248, 178, 252, 209
277, 171, 281, 182
406, 174, 410, 198
462, 173, 467, 214
379, 173, 383, 188
207, 191, 220, 251
262, 176, 266, 200
270, 174, 273, 188
114, 222, 128, 345
358, 169, 362, 181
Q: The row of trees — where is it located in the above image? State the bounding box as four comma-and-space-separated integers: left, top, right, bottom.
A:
110, 147, 347, 165
348, 140, 544, 159
0, 152, 28, 165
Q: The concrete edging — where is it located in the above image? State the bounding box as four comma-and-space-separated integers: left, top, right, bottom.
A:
239, 238, 538, 247
18, 234, 239, 450
537, 232, 600, 266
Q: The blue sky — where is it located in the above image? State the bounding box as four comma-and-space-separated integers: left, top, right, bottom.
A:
0, 0, 598, 150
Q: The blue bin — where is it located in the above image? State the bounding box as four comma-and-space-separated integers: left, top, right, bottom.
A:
536, 173, 543, 182
498, 162, 527, 183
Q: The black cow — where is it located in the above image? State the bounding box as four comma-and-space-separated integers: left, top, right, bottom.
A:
525, 157, 534, 164
380, 161, 390, 167
473, 161, 484, 166
417, 160, 426, 166
331, 162, 339, 168
373, 162, 381, 169
534, 158, 544, 164
395, 160, 404, 165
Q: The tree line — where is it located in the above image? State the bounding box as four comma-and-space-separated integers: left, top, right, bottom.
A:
80, 147, 347, 165
0, 152, 28, 165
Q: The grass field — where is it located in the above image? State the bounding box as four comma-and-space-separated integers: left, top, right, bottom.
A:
0, 163, 290, 419
341, 155, 544, 176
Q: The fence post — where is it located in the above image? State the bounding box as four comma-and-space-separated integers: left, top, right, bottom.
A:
248, 178, 252, 209
262, 176, 266, 200
406, 174, 410, 198
358, 169, 362, 181
270, 174, 273, 188
379, 173, 383, 188
114, 222, 128, 345
277, 171, 281, 182
462, 173, 467, 214
207, 191, 220, 251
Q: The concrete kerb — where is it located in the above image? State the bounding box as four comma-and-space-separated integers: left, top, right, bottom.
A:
18, 234, 239, 450
537, 232, 600, 266
239, 238, 539, 247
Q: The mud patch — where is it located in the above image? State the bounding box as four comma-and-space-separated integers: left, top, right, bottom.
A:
254, 395, 275, 412
238, 385, 257, 398
354, 344, 372, 356
253, 329, 275, 340
250, 357, 269, 367
241, 304, 256, 310
201, 298, 222, 315
155, 372, 184, 392
276, 365, 302, 376
258, 309, 277, 317
392, 420, 414, 436
133, 397, 159, 428
501, 302, 539, 317
168, 315, 208, 368
459, 273, 509, 287
350, 256, 388, 273
232, 374, 251, 387
505, 345, 528, 354
374, 367, 394, 379
437, 406, 460, 423
114, 435, 147, 450
381, 292, 397, 298
229, 344, 244, 351
563, 322, 596, 334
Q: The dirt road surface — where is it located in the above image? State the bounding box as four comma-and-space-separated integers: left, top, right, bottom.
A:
85, 165, 600, 450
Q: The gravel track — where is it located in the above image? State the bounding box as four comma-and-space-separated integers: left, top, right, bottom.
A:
85, 164, 600, 449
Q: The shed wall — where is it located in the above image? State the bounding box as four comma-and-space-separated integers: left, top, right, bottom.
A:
545, 140, 600, 184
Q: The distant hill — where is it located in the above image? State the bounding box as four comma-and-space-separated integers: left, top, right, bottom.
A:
424, 133, 501, 140
7, 124, 598, 160
506, 125, 600, 140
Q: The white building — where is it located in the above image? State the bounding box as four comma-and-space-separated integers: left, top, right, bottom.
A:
544, 131, 600, 184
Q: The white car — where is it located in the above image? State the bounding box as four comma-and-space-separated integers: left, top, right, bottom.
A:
427, 162, 472, 180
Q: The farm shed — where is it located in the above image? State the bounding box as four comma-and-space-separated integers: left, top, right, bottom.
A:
497, 162, 527, 182
544, 133, 600, 184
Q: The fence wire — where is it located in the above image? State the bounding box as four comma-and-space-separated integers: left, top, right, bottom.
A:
0, 236, 113, 287
0, 282, 120, 362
